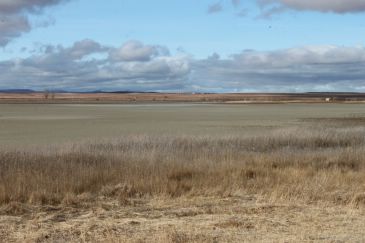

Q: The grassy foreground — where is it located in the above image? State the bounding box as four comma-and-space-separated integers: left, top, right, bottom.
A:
2, 125, 365, 206
1, 122, 365, 242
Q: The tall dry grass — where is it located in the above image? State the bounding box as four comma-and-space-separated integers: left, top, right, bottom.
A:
1, 124, 365, 208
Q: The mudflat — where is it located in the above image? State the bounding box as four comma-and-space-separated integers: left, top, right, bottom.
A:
1, 103, 365, 146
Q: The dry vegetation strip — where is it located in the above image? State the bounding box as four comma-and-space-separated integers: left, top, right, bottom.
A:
2, 92, 365, 103
1, 125, 365, 208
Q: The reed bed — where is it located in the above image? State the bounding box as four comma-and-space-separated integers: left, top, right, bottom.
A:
1, 125, 365, 207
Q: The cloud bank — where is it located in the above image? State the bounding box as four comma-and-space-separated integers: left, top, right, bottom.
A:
260, 0, 365, 13
207, 0, 365, 17
0, 0, 68, 46
1, 40, 365, 92
258, 0, 365, 16
192, 45, 365, 92
0, 40, 190, 91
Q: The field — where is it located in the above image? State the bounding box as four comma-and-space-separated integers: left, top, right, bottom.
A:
1, 103, 365, 242
2, 92, 365, 104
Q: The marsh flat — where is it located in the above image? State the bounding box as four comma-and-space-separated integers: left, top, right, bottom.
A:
1, 103, 365, 146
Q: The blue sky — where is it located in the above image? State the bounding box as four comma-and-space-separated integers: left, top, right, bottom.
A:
5, 0, 365, 57
1, 0, 365, 92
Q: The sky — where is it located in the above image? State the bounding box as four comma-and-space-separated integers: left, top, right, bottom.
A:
1, 0, 365, 92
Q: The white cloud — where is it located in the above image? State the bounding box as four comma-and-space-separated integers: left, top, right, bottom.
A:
192, 45, 365, 92
232, 45, 365, 67
207, 0, 245, 15
258, 0, 365, 16
2, 40, 365, 92
109, 41, 169, 62
0, 15, 30, 46
207, 2, 223, 14
0, 0, 69, 46
0, 40, 191, 91
0, 0, 68, 14
207, 0, 365, 17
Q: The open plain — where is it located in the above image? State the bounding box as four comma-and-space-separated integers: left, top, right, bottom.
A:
1, 102, 365, 242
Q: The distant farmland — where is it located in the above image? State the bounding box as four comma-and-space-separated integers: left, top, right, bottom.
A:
2, 92, 365, 103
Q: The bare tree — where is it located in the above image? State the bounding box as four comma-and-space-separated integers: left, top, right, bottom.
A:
43, 90, 49, 100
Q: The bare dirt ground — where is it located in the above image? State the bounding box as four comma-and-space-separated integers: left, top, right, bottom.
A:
1, 196, 365, 243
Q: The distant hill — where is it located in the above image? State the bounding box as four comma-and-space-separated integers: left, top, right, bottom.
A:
0, 89, 153, 94
306, 92, 360, 95
0, 89, 35, 93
